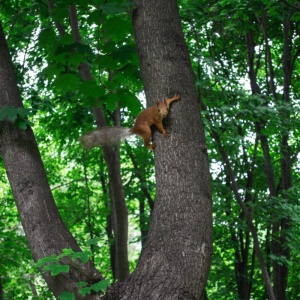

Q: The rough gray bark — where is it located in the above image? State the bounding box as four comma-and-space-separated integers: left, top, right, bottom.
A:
0, 22, 102, 299
106, 1, 213, 298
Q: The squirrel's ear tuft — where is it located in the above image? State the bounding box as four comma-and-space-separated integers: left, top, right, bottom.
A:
156, 100, 160, 107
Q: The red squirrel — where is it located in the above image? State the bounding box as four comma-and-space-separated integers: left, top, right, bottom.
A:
80, 95, 180, 150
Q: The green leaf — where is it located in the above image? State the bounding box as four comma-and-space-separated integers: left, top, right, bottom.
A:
87, 10, 101, 25
77, 281, 88, 288
39, 28, 57, 49
77, 80, 106, 105
100, 2, 131, 15
43, 263, 70, 276
119, 92, 141, 117
36, 255, 58, 268
0, 106, 18, 122
101, 93, 119, 112
53, 74, 81, 91
79, 286, 92, 296
57, 248, 74, 259
0, 106, 31, 123
60, 34, 74, 45
62, 248, 75, 255
91, 279, 110, 292
102, 90, 141, 116
58, 292, 75, 300
42, 64, 64, 80
15, 119, 33, 130
86, 237, 101, 245
71, 251, 91, 263
104, 18, 131, 42
68, 53, 86, 67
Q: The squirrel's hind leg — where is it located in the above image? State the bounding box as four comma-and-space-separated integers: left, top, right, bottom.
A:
146, 141, 156, 151
141, 129, 156, 151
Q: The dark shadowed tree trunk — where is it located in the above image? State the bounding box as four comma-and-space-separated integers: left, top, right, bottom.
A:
0, 22, 102, 300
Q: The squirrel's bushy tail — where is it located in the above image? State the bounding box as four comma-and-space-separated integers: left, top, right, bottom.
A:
79, 126, 132, 149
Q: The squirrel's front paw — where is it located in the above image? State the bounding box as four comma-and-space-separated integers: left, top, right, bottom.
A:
163, 132, 170, 138
174, 94, 181, 101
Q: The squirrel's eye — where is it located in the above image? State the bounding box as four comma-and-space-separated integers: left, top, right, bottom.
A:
158, 109, 160, 112
166, 108, 169, 111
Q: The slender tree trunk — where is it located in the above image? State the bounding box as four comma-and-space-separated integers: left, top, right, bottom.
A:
272, 16, 293, 300
125, 144, 155, 211
106, 1, 213, 298
0, 22, 102, 300
245, 29, 276, 300
261, 8, 277, 99
29, 274, 39, 298
125, 144, 154, 246
99, 156, 117, 279
68, 5, 130, 282
100, 140, 129, 281
224, 176, 251, 300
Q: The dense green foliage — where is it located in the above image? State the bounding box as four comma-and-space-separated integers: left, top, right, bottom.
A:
181, 0, 300, 299
0, 0, 299, 299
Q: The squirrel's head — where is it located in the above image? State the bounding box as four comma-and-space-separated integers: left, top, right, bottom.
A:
156, 100, 169, 118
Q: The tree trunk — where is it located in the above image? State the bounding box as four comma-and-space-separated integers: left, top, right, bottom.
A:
68, 5, 130, 282
272, 16, 293, 300
245, 28, 276, 300
125, 144, 154, 247
0, 22, 102, 300
106, 1, 213, 298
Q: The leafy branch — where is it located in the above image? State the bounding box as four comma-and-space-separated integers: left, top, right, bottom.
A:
0, 106, 33, 130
